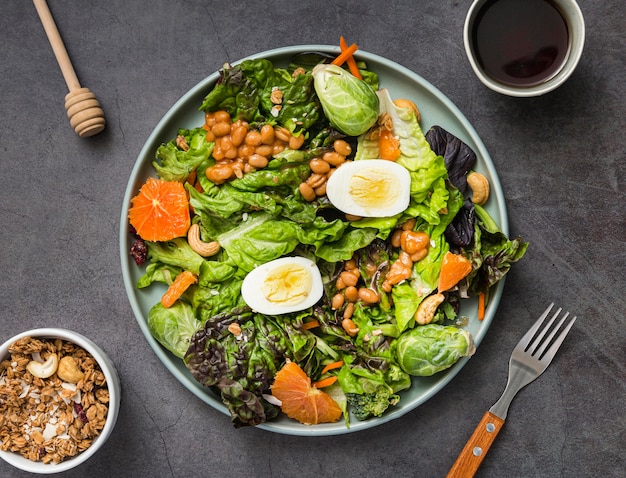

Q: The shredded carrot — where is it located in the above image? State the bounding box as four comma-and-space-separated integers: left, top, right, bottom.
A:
478, 292, 486, 320
321, 360, 344, 375
331, 42, 358, 67
161, 270, 198, 308
302, 319, 320, 330
186, 170, 197, 187
339, 36, 362, 79
313, 376, 338, 388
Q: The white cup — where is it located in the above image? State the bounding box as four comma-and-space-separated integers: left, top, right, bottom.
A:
463, 0, 585, 97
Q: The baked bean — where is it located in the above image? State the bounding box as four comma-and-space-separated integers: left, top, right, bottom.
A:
213, 110, 231, 124
339, 271, 359, 287
231, 125, 247, 147
206, 164, 233, 184
204, 113, 216, 128
322, 151, 346, 166
358, 287, 380, 304
244, 131, 263, 146
342, 317, 358, 336
335, 275, 346, 290
275, 127, 291, 142
391, 229, 403, 248
212, 121, 231, 138
309, 159, 330, 174
260, 124, 275, 144
224, 147, 238, 160
343, 304, 355, 321
220, 135, 234, 152
306, 173, 327, 189
344, 286, 359, 302
248, 154, 268, 169
331, 293, 345, 310
212, 143, 225, 161
299, 182, 316, 202
342, 317, 359, 336
410, 249, 429, 262
255, 144, 273, 157
314, 183, 326, 196
205, 129, 216, 142
289, 134, 305, 150
333, 139, 352, 156
272, 143, 286, 156
344, 259, 358, 271
238, 144, 255, 159
402, 218, 417, 231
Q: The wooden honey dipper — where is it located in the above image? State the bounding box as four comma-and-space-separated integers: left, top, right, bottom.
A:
33, 0, 106, 137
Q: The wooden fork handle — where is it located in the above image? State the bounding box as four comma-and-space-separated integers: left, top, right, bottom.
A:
446, 411, 505, 478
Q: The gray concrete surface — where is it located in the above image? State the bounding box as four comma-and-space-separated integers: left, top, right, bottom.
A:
1, 1, 624, 477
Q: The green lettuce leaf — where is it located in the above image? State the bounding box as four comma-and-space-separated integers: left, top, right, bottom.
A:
153, 128, 214, 182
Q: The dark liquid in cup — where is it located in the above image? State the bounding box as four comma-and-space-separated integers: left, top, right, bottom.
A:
471, 0, 570, 87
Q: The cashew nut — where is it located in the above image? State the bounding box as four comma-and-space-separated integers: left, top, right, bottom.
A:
415, 293, 445, 325
26, 353, 58, 379
57, 356, 85, 384
393, 98, 421, 123
467, 171, 490, 206
187, 223, 220, 257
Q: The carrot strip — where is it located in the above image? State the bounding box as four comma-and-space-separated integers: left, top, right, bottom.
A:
321, 360, 344, 375
302, 319, 320, 330
478, 292, 486, 320
313, 376, 338, 388
331, 42, 358, 67
340, 36, 362, 79
161, 270, 197, 308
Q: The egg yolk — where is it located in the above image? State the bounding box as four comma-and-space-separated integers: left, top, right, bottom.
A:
262, 264, 313, 306
348, 167, 400, 210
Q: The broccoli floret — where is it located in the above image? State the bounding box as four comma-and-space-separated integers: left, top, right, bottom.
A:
346, 389, 400, 421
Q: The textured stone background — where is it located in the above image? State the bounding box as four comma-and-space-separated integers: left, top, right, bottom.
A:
1, 1, 624, 477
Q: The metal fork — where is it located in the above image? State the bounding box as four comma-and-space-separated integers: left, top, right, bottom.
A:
447, 303, 577, 478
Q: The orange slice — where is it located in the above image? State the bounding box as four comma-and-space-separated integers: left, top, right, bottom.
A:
271, 361, 342, 425
129, 178, 190, 241
438, 251, 473, 292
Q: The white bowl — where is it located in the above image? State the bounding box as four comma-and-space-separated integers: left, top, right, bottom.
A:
0, 328, 121, 474
463, 0, 585, 97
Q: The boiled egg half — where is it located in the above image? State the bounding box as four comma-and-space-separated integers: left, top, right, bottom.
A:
326, 159, 411, 217
241, 256, 324, 315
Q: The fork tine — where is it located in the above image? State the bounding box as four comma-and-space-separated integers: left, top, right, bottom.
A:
534, 310, 568, 358
517, 302, 554, 349
526, 306, 562, 354
539, 314, 577, 361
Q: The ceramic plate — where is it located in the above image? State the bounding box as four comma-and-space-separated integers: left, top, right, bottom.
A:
120, 45, 507, 436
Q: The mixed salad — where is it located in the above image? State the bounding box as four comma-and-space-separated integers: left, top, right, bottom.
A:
127, 45, 528, 428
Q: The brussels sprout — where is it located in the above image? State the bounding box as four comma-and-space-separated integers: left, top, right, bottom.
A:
395, 324, 475, 376
312, 64, 379, 136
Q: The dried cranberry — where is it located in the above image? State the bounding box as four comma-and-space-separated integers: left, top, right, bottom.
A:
130, 239, 148, 265
73, 402, 89, 423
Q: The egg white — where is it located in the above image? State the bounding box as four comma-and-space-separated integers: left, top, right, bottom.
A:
241, 256, 324, 315
326, 159, 411, 217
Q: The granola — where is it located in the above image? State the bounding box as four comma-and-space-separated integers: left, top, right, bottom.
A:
0, 336, 109, 464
